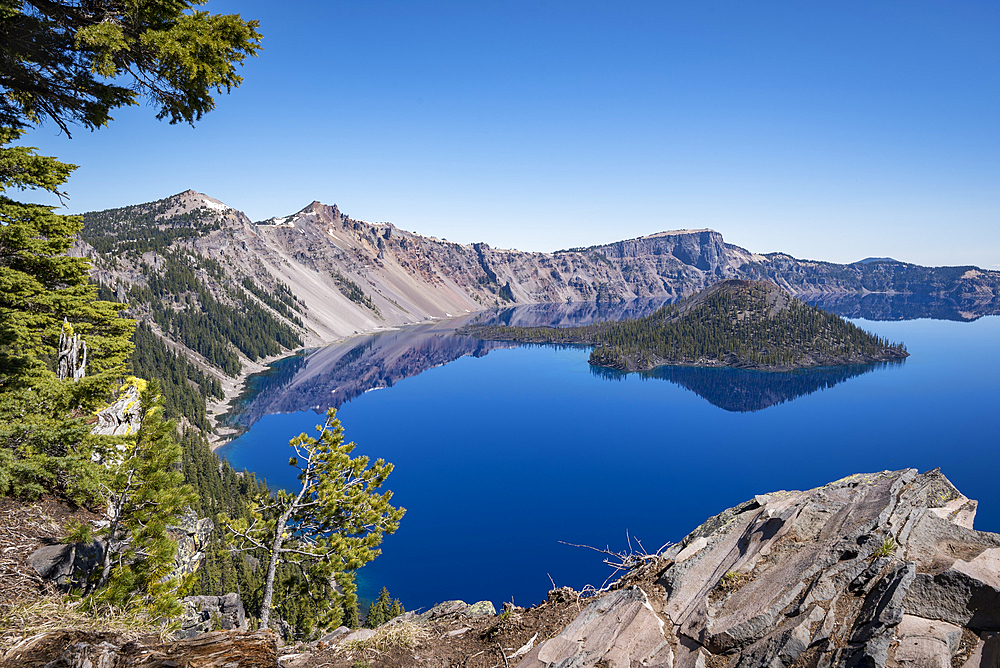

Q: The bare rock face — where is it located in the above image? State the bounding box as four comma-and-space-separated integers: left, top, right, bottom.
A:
180, 593, 247, 638
90, 382, 142, 437
521, 468, 1000, 668
167, 509, 214, 581
518, 586, 672, 668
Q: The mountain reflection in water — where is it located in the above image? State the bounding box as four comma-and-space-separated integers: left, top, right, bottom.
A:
224, 291, 990, 430
225, 299, 676, 430
808, 292, 1000, 322
224, 320, 512, 430
591, 363, 901, 413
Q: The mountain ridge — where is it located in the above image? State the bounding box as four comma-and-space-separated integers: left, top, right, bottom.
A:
73, 190, 1000, 437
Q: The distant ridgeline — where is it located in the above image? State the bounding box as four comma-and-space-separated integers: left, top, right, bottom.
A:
464, 280, 909, 372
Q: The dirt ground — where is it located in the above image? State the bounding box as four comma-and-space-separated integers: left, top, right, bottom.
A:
0, 496, 101, 613
297, 598, 582, 668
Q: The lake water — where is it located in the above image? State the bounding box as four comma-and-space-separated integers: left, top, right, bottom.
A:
218, 300, 1000, 613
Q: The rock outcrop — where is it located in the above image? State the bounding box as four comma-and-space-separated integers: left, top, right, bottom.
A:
167, 510, 213, 580
519, 468, 1000, 668
180, 593, 247, 637
416, 599, 497, 621
90, 381, 142, 437
28, 509, 213, 590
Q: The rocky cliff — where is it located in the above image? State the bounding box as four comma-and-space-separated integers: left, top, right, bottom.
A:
80, 193, 1000, 348
509, 468, 1000, 668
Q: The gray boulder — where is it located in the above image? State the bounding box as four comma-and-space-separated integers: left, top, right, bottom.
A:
28, 540, 104, 591
416, 599, 496, 621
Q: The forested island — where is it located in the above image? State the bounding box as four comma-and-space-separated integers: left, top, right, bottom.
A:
463, 280, 909, 372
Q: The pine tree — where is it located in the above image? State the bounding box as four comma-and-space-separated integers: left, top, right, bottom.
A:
364, 600, 382, 629
0, 129, 134, 404
1, 1, 261, 136
86, 382, 196, 618
224, 409, 405, 632
0, 128, 135, 502
388, 597, 404, 619
364, 586, 402, 628
341, 575, 361, 629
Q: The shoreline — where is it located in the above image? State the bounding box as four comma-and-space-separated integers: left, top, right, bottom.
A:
203, 286, 918, 452
588, 354, 909, 373
203, 319, 461, 452
205, 346, 310, 452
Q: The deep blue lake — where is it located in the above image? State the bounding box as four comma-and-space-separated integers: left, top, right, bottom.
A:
218, 301, 1000, 613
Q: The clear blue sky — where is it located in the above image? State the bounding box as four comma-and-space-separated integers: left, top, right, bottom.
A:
23, 1, 1000, 268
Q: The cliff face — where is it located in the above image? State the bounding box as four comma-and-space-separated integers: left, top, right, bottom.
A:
513, 468, 1000, 668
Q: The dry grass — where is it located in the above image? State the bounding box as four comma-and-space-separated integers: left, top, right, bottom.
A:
0, 498, 79, 609
0, 594, 172, 653
716, 570, 752, 592
338, 621, 428, 657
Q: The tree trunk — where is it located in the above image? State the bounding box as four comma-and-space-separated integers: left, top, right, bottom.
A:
94, 508, 123, 592
2, 629, 278, 667
257, 465, 313, 631
257, 514, 288, 631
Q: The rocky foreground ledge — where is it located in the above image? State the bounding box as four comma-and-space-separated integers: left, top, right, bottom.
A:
517, 468, 1000, 668
5, 468, 999, 668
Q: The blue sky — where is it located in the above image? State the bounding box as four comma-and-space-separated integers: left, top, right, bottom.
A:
23, 1, 1000, 268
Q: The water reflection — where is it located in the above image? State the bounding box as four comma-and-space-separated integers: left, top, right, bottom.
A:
480, 297, 673, 328
480, 291, 1000, 325
808, 292, 1000, 322
591, 363, 902, 412
225, 300, 674, 431
225, 291, 984, 429
224, 318, 514, 430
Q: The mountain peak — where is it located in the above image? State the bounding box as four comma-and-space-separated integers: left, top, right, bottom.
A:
165, 190, 232, 214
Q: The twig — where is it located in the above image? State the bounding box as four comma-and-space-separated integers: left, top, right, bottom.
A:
547, 573, 556, 589
498, 641, 509, 668
559, 537, 674, 594
577, 584, 601, 609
